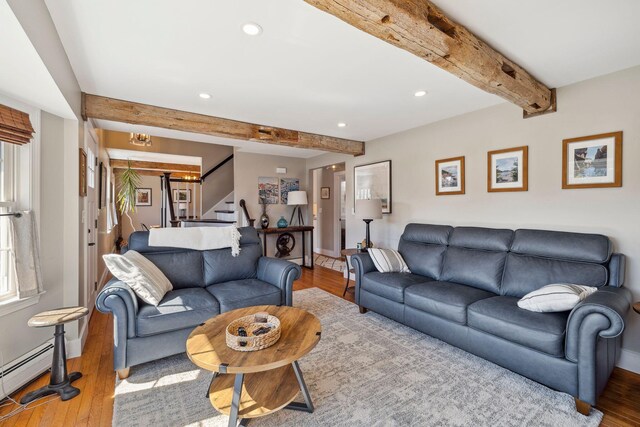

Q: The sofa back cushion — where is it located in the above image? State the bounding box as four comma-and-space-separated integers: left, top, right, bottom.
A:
440, 227, 513, 293
397, 224, 452, 280
204, 229, 262, 285
501, 229, 611, 297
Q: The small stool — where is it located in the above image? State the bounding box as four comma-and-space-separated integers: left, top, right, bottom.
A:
20, 306, 89, 404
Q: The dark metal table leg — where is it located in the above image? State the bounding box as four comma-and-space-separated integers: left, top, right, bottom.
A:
302, 231, 306, 268
205, 372, 219, 398
284, 361, 314, 413
342, 254, 350, 296
228, 373, 244, 427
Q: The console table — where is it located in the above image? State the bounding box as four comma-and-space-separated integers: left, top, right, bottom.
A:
257, 226, 314, 269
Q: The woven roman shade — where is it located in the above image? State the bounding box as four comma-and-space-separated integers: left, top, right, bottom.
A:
0, 104, 35, 145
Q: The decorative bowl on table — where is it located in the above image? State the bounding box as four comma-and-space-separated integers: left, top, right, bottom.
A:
225, 312, 281, 352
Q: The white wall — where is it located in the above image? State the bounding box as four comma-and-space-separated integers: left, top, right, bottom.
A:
307, 66, 640, 370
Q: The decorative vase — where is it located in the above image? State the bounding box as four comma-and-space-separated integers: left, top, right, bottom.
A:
260, 213, 270, 229
277, 216, 288, 228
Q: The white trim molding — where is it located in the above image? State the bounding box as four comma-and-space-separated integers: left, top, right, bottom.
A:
0, 292, 44, 318
617, 348, 640, 374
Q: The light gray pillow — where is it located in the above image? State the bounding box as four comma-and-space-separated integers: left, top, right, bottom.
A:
517, 284, 597, 313
103, 250, 173, 306
368, 248, 411, 274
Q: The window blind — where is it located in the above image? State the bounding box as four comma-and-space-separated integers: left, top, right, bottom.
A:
0, 104, 35, 145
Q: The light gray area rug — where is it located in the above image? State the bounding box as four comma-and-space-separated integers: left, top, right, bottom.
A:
113, 288, 602, 427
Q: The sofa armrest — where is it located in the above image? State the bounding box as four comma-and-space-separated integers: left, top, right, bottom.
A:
351, 252, 377, 304
257, 257, 301, 306
96, 278, 138, 339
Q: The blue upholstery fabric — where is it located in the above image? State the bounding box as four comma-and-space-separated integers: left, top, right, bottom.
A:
449, 227, 513, 251
257, 257, 301, 306
405, 281, 495, 324
607, 253, 626, 287
511, 229, 611, 263
351, 252, 377, 305
397, 223, 451, 279
136, 288, 220, 337
361, 272, 433, 303
207, 279, 282, 312
203, 244, 261, 286
143, 251, 205, 289
501, 253, 608, 298
401, 223, 452, 245
441, 247, 506, 293
467, 296, 569, 357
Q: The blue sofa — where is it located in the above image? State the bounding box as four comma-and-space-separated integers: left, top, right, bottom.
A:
96, 227, 301, 379
352, 224, 630, 414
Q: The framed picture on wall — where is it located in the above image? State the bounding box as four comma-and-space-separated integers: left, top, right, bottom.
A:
79, 148, 87, 197
354, 160, 392, 214
258, 176, 279, 204
280, 178, 300, 204
562, 131, 622, 189
135, 188, 152, 206
435, 156, 465, 195
487, 146, 528, 192
320, 187, 330, 199
99, 162, 107, 208
173, 189, 191, 203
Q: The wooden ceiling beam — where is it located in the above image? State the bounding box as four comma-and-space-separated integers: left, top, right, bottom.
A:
113, 168, 200, 180
304, 0, 556, 117
109, 159, 200, 173
82, 93, 365, 155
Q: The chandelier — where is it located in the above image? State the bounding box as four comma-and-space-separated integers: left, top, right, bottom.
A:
129, 133, 152, 147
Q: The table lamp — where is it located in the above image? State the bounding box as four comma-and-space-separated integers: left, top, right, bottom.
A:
287, 190, 308, 226
356, 198, 383, 250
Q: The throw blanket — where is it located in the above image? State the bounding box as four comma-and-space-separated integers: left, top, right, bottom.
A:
149, 226, 242, 256
9, 211, 43, 298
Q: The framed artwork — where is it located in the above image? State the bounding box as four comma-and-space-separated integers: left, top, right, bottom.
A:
321, 187, 330, 199
173, 189, 191, 203
135, 188, 152, 206
99, 162, 107, 208
488, 146, 528, 192
258, 176, 279, 204
79, 148, 87, 197
435, 156, 465, 195
354, 160, 392, 214
562, 131, 622, 189
280, 178, 300, 204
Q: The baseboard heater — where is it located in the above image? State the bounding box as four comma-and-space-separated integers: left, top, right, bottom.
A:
0, 341, 53, 400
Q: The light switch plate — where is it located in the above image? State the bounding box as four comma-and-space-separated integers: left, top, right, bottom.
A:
276, 167, 287, 174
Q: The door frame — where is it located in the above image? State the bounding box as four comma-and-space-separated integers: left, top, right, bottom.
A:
332, 171, 346, 257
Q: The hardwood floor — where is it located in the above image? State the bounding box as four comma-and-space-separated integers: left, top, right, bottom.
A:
1, 265, 639, 426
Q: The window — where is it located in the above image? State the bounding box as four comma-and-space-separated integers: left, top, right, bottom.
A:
0, 143, 16, 302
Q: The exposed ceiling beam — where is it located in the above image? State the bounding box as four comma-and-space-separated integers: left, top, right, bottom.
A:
82, 93, 365, 155
113, 168, 200, 180
304, 0, 556, 117
109, 159, 200, 173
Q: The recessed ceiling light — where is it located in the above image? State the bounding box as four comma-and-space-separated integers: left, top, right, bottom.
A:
242, 22, 263, 36
199, 93, 211, 99
337, 122, 347, 128
414, 90, 427, 97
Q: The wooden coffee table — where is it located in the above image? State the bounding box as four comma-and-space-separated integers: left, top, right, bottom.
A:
186, 305, 322, 426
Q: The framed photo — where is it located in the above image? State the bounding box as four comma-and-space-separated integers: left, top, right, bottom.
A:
258, 177, 279, 204
562, 131, 622, 189
280, 178, 300, 204
135, 188, 152, 206
99, 162, 107, 208
488, 146, 528, 192
435, 156, 465, 195
79, 148, 87, 197
354, 160, 392, 214
173, 189, 191, 203
321, 187, 330, 199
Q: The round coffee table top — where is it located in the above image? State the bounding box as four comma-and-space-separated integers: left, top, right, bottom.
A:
187, 305, 321, 374
28, 306, 89, 327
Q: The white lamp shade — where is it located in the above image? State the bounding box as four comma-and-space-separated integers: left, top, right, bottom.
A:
356, 199, 383, 220
178, 203, 187, 210
287, 190, 308, 206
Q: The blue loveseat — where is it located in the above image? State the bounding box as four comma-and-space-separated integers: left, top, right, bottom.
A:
352, 224, 630, 414
96, 227, 301, 378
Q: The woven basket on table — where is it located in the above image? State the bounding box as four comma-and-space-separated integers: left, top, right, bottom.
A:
226, 312, 281, 352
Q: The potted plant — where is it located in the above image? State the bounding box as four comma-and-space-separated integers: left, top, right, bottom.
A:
117, 161, 141, 232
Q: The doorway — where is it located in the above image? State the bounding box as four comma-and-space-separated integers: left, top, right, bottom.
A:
84, 127, 99, 315
311, 162, 345, 261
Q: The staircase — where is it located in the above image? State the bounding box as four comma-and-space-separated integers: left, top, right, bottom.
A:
214, 201, 236, 223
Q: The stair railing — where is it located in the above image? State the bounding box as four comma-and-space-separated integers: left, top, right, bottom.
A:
239, 199, 255, 227
201, 154, 234, 182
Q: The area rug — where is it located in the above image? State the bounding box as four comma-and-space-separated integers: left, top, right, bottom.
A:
313, 254, 345, 273
113, 288, 602, 427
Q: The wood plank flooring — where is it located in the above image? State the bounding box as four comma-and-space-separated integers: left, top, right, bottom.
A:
1, 265, 639, 426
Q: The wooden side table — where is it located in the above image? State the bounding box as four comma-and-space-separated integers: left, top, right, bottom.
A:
341, 248, 361, 297
20, 306, 89, 403
257, 226, 314, 269
633, 302, 640, 315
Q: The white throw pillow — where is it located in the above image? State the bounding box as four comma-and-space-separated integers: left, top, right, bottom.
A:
103, 250, 173, 306
368, 248, 411, 274
517, 284, 598, 313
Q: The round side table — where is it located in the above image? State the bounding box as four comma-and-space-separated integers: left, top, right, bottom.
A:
341, 248, 361, 297
20, 306, 89, 404
633, 302, 640, 315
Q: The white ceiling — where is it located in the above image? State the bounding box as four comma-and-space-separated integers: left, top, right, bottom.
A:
45, 0, 640, 157
106, 148, 202, 166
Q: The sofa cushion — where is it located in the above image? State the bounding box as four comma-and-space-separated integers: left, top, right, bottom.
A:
361, 272, 433, 303
142, 251, 205, 289
203, 243, 261, 286
511, 229, 611, 263
467, 296, 569, 357
136, 288, 220, 337
206, 279, 282, 312
397, 224, 452, 279
449, 227, 514, 252
405, 281, 495, 324
441, 247, 506, 294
